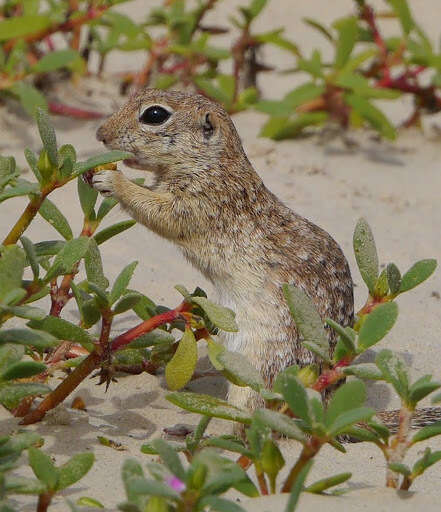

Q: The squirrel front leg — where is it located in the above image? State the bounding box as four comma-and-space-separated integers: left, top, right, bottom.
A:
91, 169, 192, 241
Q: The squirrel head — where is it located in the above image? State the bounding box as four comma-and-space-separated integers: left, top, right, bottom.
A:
96, 89, 246, 174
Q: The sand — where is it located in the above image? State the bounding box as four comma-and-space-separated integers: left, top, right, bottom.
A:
1, 1, 441, 510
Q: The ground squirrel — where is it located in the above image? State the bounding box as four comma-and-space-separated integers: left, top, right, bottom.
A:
91, 89, 440, 430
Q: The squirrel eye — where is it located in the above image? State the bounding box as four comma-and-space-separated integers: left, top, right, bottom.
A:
139, 105, 171, 125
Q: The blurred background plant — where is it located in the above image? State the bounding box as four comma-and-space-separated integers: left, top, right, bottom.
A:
1, 0, 440, 137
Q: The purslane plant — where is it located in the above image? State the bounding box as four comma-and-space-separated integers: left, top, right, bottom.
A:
0, 110, 241, 426
0, 431, 94, 512
2, 0, 441, 142
165, 217, 439, 493
256, 0, 441, 140
0, 0, 297, 119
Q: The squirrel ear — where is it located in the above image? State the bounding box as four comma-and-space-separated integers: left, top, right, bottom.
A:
201, 112, 216, 140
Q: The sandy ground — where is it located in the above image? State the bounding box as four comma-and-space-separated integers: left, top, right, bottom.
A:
1, 1, 441, 510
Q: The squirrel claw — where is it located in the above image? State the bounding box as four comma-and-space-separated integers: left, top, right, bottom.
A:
90, 169, 119, 197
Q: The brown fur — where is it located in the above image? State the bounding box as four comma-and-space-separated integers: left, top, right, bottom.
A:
92, 89, 440, 431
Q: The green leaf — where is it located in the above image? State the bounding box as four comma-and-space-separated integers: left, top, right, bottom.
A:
303, 17, 333, 42
376, 349, 409, 401
0, 245, 25, 302
28, 447, 59, 491
121, 458, 144, 502
0, 382, 50, 409
386, 0, 414, 34
127, 477, 179, 499
201, 460, 255, 496
328, 407, 375, 436
21, 236, 39, 280
58, 144, 77, 177
0, 15, 51, 41
254, 29, 300, 55
399, 259, 437, 293
58, 144, 77, 165
39, 198, 73, 240
0, 180, 40, 203
261, 438, 285, 481
127, 329, 174, 349
96, 197, 118, 220
342, 363, 383, 380
412, 448, 441, 477
36, 108, 57, 166
10, 82, 47, 118
373, 269, 389, 298
4, 475, 47, 495
76, 497, 104, 509
305, 472, 351, 494
45, 236, 90, 281
110, 261, 138, 304
388, 463, 411, 476
28, 316, 94, 351
94, 220, 137, 245
325, 380, 366, 427
285, 460, 313, 511
387, 263, 401, 295
34, 240, 65, 258
411, 421, 441, 444
282, 284, 329, 362
253, 409, 307, 443
151, 439, 185, 481
217, 351, 264, 391
409, 380, 441, 405
57, 452, 94, 491
3, 304, 46, 320
165, 328, 197, 391
166, 392, 251, 424
0, 361, 46, 381
357, 302, 398, 351
72, 151, 133, 178
0, 328, 57, 350
84, 239, 109, 290
297, 49, 324, 78
343, 425, 380, 442
77, 176, 98, 219
199, 496, 245, 512
0, 343, 24, 373
335, 71, 400, 99
326, 318, 356, 354
353, 217, 379, 294
81, 299, 101, 328
2, 287, 26, 305
346, 94, 396, 139
277, 373, 311, 425
32, 50, 82, 73
333, 17, 358, 69
284, 83, 325, 111
203, 437, 251, 456
191, 297, 238, 332
113, 292, 141, 315
260, 112, 328, 140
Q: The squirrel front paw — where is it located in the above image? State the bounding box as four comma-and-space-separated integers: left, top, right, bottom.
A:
90, 169, 121, 197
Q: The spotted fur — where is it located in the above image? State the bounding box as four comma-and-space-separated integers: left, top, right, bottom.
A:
94, 89, 355, 414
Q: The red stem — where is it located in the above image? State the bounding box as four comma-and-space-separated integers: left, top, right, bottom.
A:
111, 302, 190, 351
49, 101, 104, 119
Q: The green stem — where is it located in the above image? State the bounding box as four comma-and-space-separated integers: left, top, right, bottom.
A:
386, 405, 413, 488
255, 464, 269, 495
2, 194, 45, 246
282, 441, 320, 492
